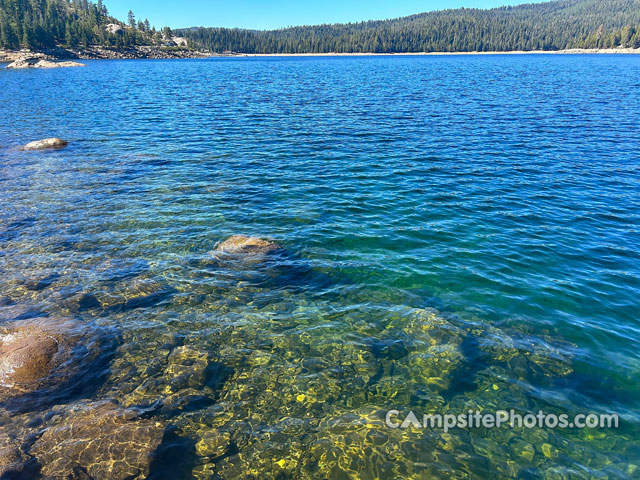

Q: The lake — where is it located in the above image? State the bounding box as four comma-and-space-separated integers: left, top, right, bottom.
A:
0, 55, 639, 479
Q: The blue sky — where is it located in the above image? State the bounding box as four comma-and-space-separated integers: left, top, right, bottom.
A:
105, 0, 548, 30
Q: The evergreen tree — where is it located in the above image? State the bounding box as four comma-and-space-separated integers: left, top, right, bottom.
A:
0, 0, 168, 49
0, 13, 9, 47
64, 24, 72, 46
21, 20, 30, 48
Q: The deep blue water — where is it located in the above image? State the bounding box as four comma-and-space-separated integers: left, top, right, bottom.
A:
0, 55, 639, 479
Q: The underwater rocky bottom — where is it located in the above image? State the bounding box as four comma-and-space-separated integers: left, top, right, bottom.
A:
0, 238, 637, 480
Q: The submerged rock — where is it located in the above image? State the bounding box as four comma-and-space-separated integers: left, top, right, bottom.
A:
117, 340, 231, 414
366, 338, 409, 360
475, 324, 519, 363
214, 235, 280, 255
24, 273, 61, 292
391, 308, 466, 392
32, 401, 164, 480
118, 277, 175, 311
310, 407, 421, 479
165, 345, 210, 392
19, 137, 68, 151
94, 257, 150, 282
0, 438, 27, 477
0, 317, 108, 407
64, 275, 175, 314
6, 59, 85, 69
195, 429, 231, 458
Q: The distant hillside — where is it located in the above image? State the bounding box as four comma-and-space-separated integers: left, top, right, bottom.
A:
0, 0, 175, 50
176, 0, 640, 53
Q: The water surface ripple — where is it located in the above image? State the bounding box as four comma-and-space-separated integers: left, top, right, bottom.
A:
0, 55, 639, 479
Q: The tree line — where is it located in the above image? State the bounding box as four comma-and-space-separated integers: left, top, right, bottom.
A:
0, 0, 175, 50
176, 0, 640, 53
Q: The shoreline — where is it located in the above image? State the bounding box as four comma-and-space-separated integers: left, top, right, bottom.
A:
0, 46, 212, 63
235, 48, 640, 57
3, 47, 639, 63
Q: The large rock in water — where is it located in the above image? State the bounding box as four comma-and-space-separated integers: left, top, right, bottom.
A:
32, 401, 164, 479
214, 235, 280, 255
6, 59, 85, 69
0, 331, 59, 387
0, 317, 104, 405
19, 138, 68, 151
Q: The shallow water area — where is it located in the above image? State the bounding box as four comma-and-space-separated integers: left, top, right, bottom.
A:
0, 55, 639, 479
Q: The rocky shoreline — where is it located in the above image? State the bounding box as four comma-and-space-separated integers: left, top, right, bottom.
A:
69, 45, 213, 59
0, 45, 213, 63
6, 59, 86, 69
4, 46, 638, 65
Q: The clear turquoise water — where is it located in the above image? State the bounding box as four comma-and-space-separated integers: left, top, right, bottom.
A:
0, 55, 639, 479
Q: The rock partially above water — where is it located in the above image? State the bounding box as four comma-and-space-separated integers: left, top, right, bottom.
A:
6, 58, 85, 69
214, 235, 280, 255
0, 331, 59, 387
19, 138, 68, 151
0, 317, 104, 405
0, 319, 66, 398
32, 401, 164, 480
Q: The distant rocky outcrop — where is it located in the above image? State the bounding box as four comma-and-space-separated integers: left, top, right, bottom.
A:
214, 235, 280, 255
19, 138, 68, 151
6, 58, 85, 69
171, 36, 189, 47
105, 23, 125, 35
